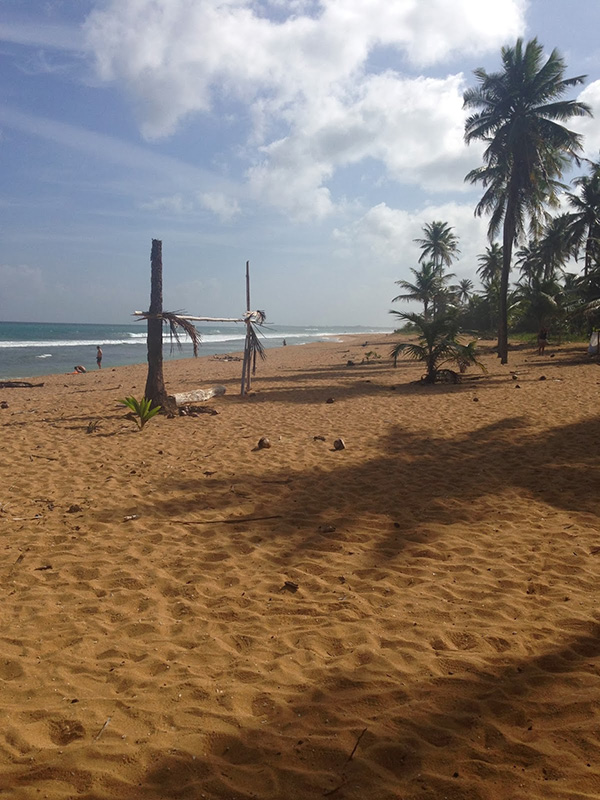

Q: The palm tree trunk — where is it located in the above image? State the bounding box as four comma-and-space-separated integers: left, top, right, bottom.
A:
585, 224, 592, 278
144, 240, 173, 412
499, 192, 517, 364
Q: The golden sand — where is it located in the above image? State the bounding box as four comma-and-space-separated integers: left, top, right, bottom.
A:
1, 334, 600, 800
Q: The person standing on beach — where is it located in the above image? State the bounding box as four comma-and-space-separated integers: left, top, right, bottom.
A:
96, 346, 103, 369
537, 327, 548, 356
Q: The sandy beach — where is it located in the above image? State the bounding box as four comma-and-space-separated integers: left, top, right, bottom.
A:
1, 333, 600, 800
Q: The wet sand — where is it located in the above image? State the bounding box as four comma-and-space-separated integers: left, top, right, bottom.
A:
1, 334, 600, 800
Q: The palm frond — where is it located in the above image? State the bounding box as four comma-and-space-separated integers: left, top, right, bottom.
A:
136, 310, 202, 356
390, 342, 427, 363
246, 322, 266, 374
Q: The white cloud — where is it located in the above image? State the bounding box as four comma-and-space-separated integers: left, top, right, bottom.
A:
334, 201, 490, 285
139, 194, 193, 214
575, 80, 600, 158
198, 192, 241, 221
84, 0, 526, 217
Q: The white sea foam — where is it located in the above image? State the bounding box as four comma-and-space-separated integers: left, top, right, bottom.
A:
0, 339, 146, 349
0, 330, 374, 349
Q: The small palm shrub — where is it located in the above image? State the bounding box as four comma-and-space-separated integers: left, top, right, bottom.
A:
120, 396, 162, 429
389, 311, 484, 382
454, 341, 487, 374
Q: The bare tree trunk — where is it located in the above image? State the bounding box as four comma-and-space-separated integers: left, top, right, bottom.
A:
144, 240, 175, 413
240, 260, 252, 395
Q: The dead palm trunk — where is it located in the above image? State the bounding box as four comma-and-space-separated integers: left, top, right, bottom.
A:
144, 240, 174, 413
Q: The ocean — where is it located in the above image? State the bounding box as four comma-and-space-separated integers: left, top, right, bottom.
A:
0, 320, 393, 380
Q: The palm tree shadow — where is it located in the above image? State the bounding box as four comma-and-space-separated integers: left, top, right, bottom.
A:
129, 620, 600, 799
102, 412, 600, 566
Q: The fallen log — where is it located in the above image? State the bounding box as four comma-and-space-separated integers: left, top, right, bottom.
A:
0, 381, 44, 389
169, 385, 226, 406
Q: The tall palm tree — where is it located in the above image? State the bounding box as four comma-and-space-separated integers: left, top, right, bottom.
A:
414, 221, 461, 274
515, 239, 543, 283
476, 243, 503, 285
516, 215, 574, 286
536, 213, 574, 280
455, 278, 474, 305
463, 38, 591, 363
514, 274, 564, 330
393, 261, 443, 320
565, 157, 600, 277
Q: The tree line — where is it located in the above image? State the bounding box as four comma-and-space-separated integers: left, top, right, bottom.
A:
393, 39, 600, 365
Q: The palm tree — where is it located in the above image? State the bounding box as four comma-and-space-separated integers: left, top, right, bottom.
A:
515, 239, 543, 282
455, 340, 488, 374
516, 215, 574, 287
414, 221, 460, 273
537, 214, 575, 280
455, 278, 474, 305
476, 243, 503, 285
514, 274, 564, 330
393, 262, 443, 320
565, 157, 600, 277
389, 311, 483, 383
389, 311, 459, 382
463, 37, 591, 363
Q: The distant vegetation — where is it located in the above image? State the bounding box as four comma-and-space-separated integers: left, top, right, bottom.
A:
391, 39, 600, 364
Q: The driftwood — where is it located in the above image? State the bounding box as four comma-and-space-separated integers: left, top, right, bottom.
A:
0, 381, 44, 389
169, 385, 226, 406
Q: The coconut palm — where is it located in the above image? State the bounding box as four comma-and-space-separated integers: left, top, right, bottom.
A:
414, 221, 461, 273
515, 240, 544, 283
514, 274, 564, 329
565, 157, 600, 277
476, 243, 503, 286
454, 340, 488, 375
389, 311, 460, 382
389, 311, 484, 383
393, 262, 444, 320
455, 278, 474, 305
463, 37, 591, 363
516, 215, 574, 286
537, 213, 575, 280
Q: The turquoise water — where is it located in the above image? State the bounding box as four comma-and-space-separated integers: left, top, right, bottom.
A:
0, 321, 393, 380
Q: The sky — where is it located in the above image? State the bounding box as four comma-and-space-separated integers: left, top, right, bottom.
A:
2, 0, 600, 327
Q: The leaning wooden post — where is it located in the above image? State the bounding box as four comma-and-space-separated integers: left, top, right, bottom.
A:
144, 239, 173, 412
240, 260, 252, 395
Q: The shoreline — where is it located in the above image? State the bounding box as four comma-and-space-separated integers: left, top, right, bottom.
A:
1, 332, 396, 386
1, 334, 599, 800
0, 323, 395, 382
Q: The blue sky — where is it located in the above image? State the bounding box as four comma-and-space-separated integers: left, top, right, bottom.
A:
1, 0, 600, 326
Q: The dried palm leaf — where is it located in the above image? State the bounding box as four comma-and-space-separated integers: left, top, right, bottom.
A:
245, 309, 267, 325
247, 322, 266, 374
136, 310, 201, 356
163, 311, 201, 356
